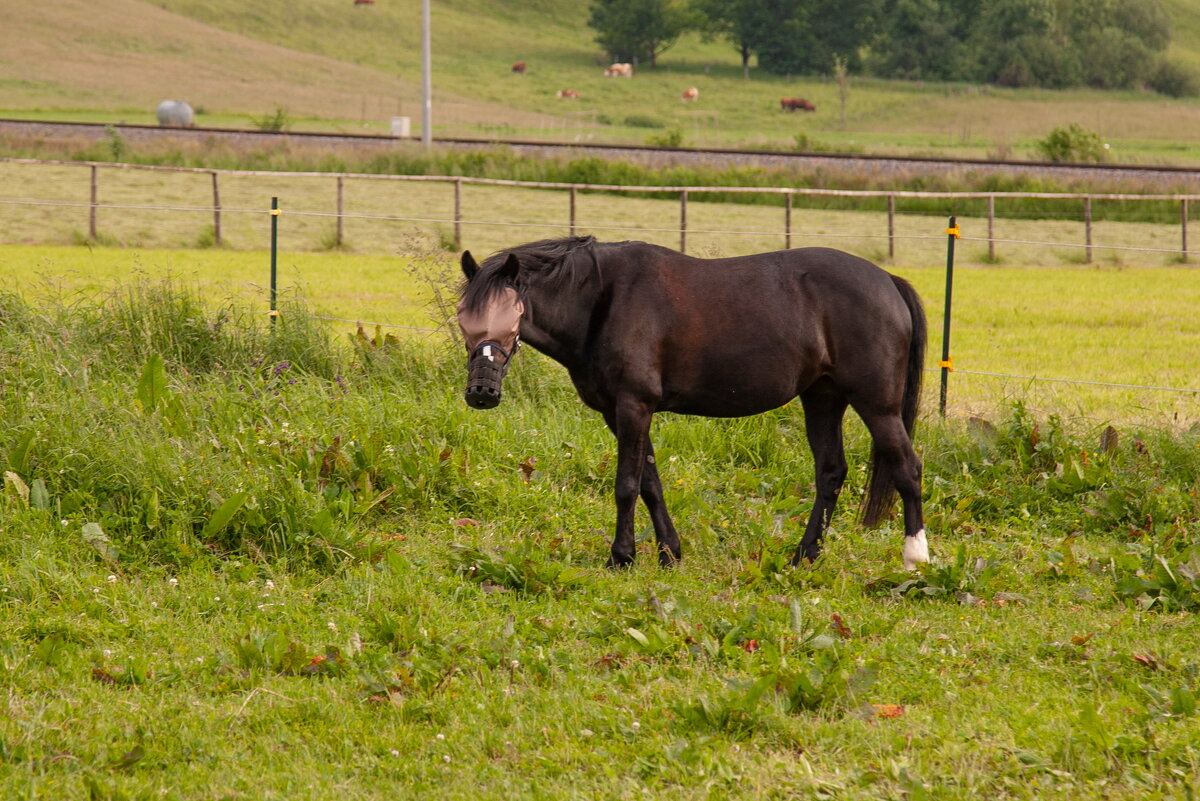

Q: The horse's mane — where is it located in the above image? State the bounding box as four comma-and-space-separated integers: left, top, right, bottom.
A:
460, 235, 599, 312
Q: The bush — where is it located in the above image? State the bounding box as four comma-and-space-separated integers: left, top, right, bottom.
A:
646, 127, 684, 147
623, 114, 664, 129
1148, 59, 1200, 98
1035, 124, 1107, 163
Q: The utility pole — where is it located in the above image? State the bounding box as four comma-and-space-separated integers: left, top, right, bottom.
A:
421, 0, 432, 146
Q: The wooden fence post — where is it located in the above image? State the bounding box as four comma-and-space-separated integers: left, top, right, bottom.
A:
1084, 196, 1093, 263
336, 175, 345, 249
1181, 198, 1189, 264
211, 171, 222, 246
454, 179, 462, 250
987, 195, 995, 262
89, 165, 98, 240
887, 195, 896, 261
569, 186, 577, 237
680, 190, 688, 254
785, 192, 792, 250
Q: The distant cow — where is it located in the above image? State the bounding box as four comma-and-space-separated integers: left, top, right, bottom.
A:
556, 89, 580, 99
604, 63, 633, 78
512, 61, 527, 74
681, 87, 699, 102
353, 0, 375, 5
781, 97, 816, 112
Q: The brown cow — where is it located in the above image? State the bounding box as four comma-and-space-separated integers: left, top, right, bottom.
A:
556, 89, 580, 99
681, 87, 699, 102
604, 63, 634, 78
511, 61, 527, 74
780, 97, 816, 112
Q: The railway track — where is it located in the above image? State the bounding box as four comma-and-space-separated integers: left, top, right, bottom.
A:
4, 117, 1200, 186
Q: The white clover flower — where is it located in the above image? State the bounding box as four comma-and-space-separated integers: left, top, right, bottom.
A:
168, 578, 179, 587
327, 621, 338, 633
106, 575, 117, 584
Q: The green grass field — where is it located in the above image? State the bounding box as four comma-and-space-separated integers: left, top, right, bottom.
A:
1, 276, 1198, 799
3, 3, 1200, 797
6, 0, 1200, 160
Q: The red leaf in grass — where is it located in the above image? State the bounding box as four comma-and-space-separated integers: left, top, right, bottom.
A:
831, 613, 852, 639
871, 703, 905, 719
519, 456, 538, 482
91, 667, 120, 685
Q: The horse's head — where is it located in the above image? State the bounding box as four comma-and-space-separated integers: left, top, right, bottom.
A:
457, 251, 524, 409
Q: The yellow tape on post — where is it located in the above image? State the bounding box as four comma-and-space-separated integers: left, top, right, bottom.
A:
270, 208, 282, 217
267, 309, 280, 318
939, 357, 953, 371
945, 225, 960, 239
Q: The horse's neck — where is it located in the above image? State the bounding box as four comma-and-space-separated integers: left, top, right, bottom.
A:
522, 285, 600, 368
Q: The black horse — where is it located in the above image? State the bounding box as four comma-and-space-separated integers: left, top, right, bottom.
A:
456, 236, 929, 570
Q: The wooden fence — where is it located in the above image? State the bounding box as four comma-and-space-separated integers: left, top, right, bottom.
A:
4, 156, 1200, 263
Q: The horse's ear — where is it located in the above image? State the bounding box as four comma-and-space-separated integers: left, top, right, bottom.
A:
461, 251, 479, 281
498, 253, 520, 282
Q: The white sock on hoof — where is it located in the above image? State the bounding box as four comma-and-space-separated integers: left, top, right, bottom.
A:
903, 529, 929, 570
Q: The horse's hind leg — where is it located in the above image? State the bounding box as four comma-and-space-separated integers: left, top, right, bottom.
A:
857, 410, 927, 569
792, 384, 849, 566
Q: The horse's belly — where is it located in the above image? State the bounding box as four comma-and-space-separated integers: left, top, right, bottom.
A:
658, 372, 800, 417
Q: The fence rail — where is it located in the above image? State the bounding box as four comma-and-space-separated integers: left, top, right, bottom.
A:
4, 156, 1200, 261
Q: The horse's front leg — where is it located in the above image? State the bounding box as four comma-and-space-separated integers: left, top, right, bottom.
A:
606, 400, 654, 568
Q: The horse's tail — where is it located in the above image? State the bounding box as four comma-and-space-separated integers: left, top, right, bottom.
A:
862, 274, 927, 527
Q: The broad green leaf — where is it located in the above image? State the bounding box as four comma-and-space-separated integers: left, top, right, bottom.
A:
201, 491, 248, 539
625, 627, 650, 647
6, 430, 34, 474
3, 471, 29, 507
29, 478, 50, 510
81, 521, 119, 566
789, 597, 804, 636
1076, 703, 1115, 752
136, 353, 168, 414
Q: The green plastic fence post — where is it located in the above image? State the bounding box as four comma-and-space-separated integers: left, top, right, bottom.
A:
270, 196, 279, 325
940, 215, 959, 418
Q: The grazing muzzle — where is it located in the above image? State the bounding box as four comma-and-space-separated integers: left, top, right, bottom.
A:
456, 286, 523, 410
464, 341, 513, 408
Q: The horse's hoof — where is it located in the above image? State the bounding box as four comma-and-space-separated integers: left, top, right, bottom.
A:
791, 547, 820, 567
658, 548, 682, 568
903, 529, 929, 570
606, 553, 634, 570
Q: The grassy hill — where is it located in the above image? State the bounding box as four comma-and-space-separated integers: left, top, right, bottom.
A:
4, 0, 1200, 161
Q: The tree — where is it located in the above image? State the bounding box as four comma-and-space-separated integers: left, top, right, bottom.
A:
692, 0, 774, 79
749, 0, 881, 76
587, 0, 695, 68
867, 0, 965, 81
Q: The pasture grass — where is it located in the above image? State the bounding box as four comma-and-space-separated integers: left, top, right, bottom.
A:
6, 0, 1200, 160
2, 280, 1199, 799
